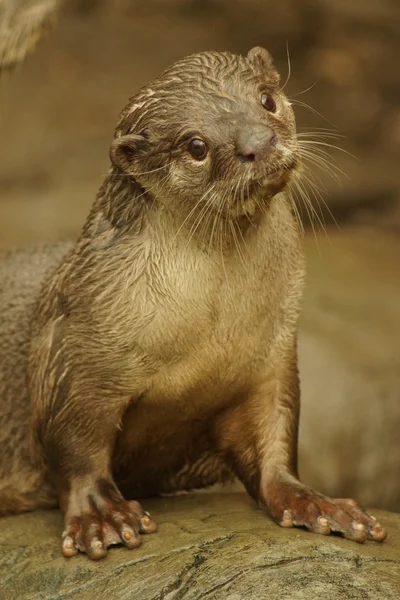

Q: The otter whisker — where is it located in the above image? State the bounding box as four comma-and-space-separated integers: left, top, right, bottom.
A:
298, 140, 347, 160
218, 186, 239, 299
292, 175, 326, 247
239, 176, 253, 229
229, 175, 249, 263
109, 171, 170, 222
208, 190, 225, 252
298, 144, 347, 181
300, 170, 340, 232
213, 192, 229, 257
297, 165, 328, 194
292, 126, 349, 235
297, 130, 344, 140
298, 139, 358, 161
218, 212, 232, 301
287, 189, 303, 236
299, 154, 346, 189
230, 219, 247, 269
299, 151, 343, 184
232, 174, 241, 207
290, 98, 336, 128
199, 188, 222, 252
186, 199, 213, 247
232, 176, 242, 208
134, 164, 170, 177
300, 146, 347, 168
175, 184, 216, 242
279, 40, 291, 94
291, 80, 318, 97
186, 186, 219, 249
216, 184, 233, 248
219, 192, 230, 258
199, 183, 229, 256
202, 186, 227, 247
107, 164, 170, 178
286, 184, 304, 237
205, 182, 231, 244
298, 142, 346, 163
297, 173, 328, 230
296, 194, 320, 249
298, 125, 340, 132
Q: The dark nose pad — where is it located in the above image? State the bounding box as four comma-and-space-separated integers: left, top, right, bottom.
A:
236, 124, 277, 162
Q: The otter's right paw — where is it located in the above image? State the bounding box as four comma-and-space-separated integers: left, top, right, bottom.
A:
61, 479, 157, 560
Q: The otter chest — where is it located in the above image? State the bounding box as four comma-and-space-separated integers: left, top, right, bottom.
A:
128, 214, 303, 403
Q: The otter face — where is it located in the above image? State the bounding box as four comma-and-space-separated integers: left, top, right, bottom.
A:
110, 47, 299, 217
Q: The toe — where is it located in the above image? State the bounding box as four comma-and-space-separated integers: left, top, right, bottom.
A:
82, 515, 108, 559
344, 522, 368, 543
139, 513, 158, 534
87, 537, 107, 560
105, 503, 143, 548
313, 516, 331, 536
368, 520, 387, 542
120, 524, 142, 549
317, 503, 356, 538
279, 509, 294, 528
62, 534, 78, 558
62, 516, 82, 558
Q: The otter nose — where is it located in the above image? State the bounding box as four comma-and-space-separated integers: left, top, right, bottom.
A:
236, 124, 277, 163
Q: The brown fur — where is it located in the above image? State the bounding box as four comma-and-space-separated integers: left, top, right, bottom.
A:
0, 244, 69, 514
0, 48, 386, 558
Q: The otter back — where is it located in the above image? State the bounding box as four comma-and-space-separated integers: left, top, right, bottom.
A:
0, 243, 71, 514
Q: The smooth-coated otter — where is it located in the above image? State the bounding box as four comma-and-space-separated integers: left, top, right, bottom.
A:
0, 47, 386, 559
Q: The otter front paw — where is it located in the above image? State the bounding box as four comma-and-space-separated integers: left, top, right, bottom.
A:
265, 480, 386, 543
61, 478, 157, 560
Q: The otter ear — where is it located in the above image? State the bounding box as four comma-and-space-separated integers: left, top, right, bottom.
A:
247, 46, 280, 84
109, 134, 147, 172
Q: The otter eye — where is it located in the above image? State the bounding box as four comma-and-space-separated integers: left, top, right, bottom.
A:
188, 138, 208, 161
261, 93, 276, 112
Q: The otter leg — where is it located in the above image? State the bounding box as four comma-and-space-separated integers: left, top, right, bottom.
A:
216, 347, 387, 543
32, 381, 157, 559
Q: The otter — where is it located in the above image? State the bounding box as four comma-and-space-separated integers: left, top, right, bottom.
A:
0, 47, 386, 560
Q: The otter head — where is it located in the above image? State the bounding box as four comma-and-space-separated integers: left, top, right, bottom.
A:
109, 47, 299, 219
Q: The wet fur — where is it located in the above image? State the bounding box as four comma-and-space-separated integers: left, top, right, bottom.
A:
0, 48, 303, 512
0, 244, 69, 513
0, 49, 386, 553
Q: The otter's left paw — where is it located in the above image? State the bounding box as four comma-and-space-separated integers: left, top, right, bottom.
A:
266, 482, 386, 543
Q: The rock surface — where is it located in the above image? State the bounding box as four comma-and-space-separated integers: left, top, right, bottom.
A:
0, 492, 399, 600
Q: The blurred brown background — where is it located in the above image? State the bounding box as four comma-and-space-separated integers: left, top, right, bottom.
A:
0, 0, 399, 511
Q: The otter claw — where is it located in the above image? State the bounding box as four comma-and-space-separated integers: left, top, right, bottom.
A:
280, 509, 293, 527
62, 535, 78, 558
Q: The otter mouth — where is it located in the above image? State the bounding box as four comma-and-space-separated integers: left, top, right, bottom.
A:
227, 159, 298, 217
244, 158, 298, 201
225, 156, 299, 218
